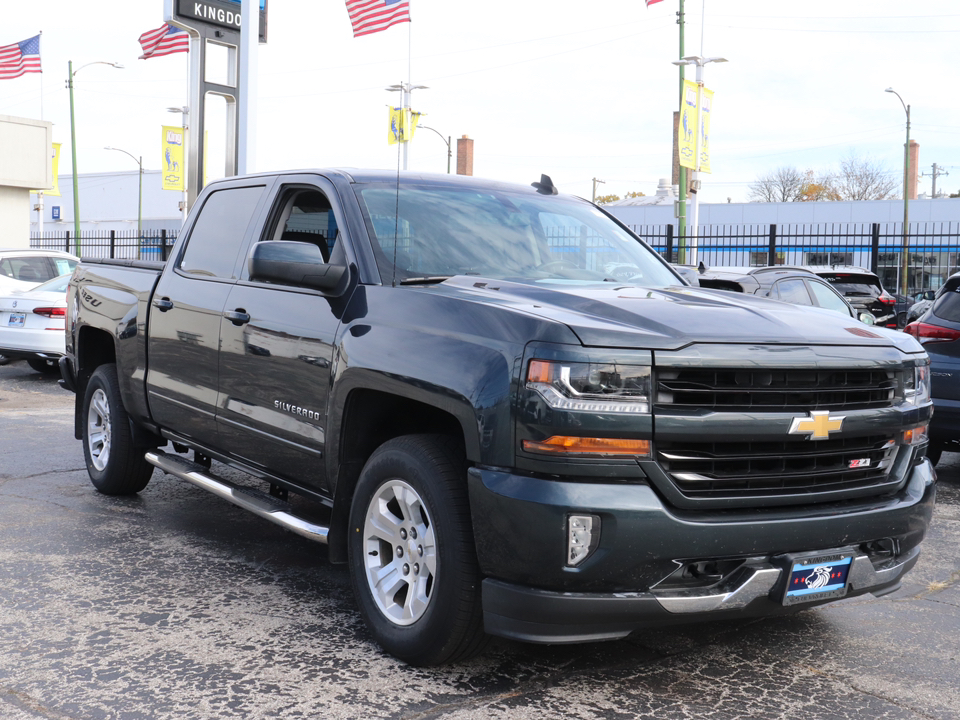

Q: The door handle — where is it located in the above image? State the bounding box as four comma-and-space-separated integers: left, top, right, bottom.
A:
153, 297, 174, 312
224, 309, 251, 326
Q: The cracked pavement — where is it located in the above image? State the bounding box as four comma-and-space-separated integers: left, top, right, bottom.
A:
0, 360, 957, 719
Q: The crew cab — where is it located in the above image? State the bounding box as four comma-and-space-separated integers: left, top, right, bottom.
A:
61, 169, 936, 666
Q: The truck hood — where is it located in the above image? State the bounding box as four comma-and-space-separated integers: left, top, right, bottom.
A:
431, 277, 922, 353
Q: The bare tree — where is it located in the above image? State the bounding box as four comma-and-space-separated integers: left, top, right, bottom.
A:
831, 154, 899, 201
748, 167, 808, 202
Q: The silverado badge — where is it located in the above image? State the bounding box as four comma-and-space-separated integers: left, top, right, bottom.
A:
788, 410, 845, 440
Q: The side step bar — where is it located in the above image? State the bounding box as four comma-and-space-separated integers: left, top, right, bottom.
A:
145, 450, 330, 544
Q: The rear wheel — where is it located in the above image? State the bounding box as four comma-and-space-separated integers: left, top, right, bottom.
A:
27, 358, 60, 375
348, 434, 487, 666
82, 363, 154, 495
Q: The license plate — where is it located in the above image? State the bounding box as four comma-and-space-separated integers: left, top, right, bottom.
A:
783, 552, 853, 606
7, 313, 25, 328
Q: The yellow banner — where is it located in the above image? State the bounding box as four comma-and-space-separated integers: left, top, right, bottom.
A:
388, 108, 421, 144
408, 110, 421, 142
388, 107, 405, 145
33, 143, 61, 196
700, 87, 714, 175
678, 79, 698, 170
162, 125, 186, 191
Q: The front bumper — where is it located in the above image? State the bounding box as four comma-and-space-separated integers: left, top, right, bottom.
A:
469, 459, 936, 643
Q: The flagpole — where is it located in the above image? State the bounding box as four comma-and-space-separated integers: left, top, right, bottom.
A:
39, 31, 43, 120
403, 22, 412, 171
677, 0, 687, 262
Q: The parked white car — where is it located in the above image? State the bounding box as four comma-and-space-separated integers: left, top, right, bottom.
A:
0, 274, 71, 374
0, 248, 79, 289
0, 249, 79, 366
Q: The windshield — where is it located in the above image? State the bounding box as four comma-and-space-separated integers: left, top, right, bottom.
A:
31, 273, 72, 293
819, 274, 882, 298
353, 182, 679, 287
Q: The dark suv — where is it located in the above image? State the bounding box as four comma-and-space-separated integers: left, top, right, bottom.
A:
905, 272, 960, 464
806, 266, 898, 328
697, 266, 873, 322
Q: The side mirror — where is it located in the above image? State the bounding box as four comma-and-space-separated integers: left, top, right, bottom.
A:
248, 241, 347, 293
858, 312, 876, 326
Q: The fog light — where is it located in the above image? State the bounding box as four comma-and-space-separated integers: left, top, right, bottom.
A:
567, 514, 600, 567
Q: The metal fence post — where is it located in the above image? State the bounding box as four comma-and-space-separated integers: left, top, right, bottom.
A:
110, 230, 116, 259
870, 223, 880, 275
65, 231, 70, 255
768, 224, 777, 267
665, 225, 674, 263
161, 230, 168, 261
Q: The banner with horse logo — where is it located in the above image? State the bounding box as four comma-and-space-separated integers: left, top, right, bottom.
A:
162, 125, 185, 191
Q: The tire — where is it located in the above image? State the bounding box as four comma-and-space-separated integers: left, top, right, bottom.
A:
347, 434, 487, 666
27, 358, 60, 375
897, 312, 907, 329
926, 442, 943, 468
82, 363, 154, 495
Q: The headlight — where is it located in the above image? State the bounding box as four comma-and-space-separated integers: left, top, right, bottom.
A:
904, 363, 931, 406
527, 359, 651, 414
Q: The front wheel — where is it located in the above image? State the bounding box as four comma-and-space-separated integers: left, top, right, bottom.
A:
348, 435, 486, 666
82, 363, 154, 495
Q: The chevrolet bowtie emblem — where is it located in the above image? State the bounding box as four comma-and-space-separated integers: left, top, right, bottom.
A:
788, 410, 845, 440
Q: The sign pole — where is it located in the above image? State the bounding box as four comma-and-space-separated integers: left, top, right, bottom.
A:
237, 0, 258, 174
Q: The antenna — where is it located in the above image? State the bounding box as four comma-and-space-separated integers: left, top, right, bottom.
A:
393, 115, 402, 288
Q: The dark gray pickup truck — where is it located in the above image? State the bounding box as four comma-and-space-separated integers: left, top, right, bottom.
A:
62, 169, 937, 665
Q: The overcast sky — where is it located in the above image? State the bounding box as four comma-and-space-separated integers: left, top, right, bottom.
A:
2, 1, 958, 205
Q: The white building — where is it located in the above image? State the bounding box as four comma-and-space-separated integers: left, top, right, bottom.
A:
29, 169, 184, 237
1, 114, 52, 249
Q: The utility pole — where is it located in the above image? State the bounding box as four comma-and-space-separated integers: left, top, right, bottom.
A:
592, 177, 605, 203
922, 163, 949, 198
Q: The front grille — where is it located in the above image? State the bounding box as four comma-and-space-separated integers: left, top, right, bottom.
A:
657, 435, 898, 499
657, 368, 897, 412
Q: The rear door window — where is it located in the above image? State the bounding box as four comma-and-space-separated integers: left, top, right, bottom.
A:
180, 186, 266, 279
53, 258, 77, 276
773, 278, 813, 306
0, 256, 55, 282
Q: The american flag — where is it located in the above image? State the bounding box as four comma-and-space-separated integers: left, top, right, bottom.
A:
345, 0, 411, 38
139, 23, 190, 60
645, 0, 664, 6
0, 35, 42, 80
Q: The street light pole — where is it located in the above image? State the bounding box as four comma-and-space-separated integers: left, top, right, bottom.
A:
66, 60, 123, 256
104, 147, 142, 239
167, 106, 190, 226
67, 61, 80, 253
386, 82, 428, 170
671, 55, 727, 266
417, 125, 451, 173
886, 87, 911, 296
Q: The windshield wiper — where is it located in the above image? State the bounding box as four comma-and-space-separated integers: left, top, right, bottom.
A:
399, 276, 453, 285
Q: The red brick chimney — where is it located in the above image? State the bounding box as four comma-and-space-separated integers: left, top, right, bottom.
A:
456, 135, 474, 176
908, 140, 919, 200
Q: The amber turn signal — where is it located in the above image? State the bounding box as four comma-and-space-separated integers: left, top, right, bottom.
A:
522, 436, 651, 457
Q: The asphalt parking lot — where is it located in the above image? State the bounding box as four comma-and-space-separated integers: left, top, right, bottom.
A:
0, 360, 957, 720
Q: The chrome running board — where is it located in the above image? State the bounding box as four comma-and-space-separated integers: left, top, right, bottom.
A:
145, 450, 330, 544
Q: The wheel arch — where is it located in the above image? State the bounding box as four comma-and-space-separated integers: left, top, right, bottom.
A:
327, 386, 474, 564
73, 326, 117, 439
